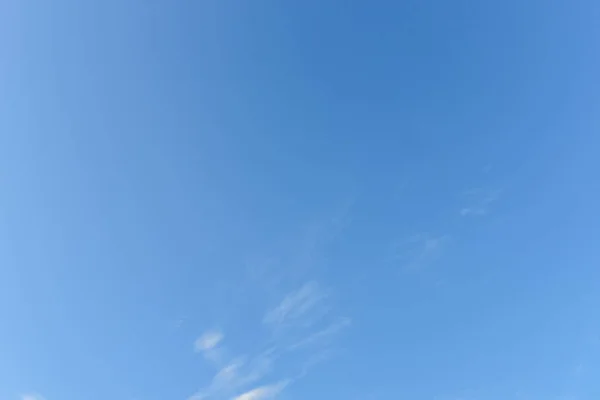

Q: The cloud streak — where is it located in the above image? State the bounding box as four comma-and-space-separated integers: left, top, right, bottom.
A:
195, 331, 224, 352
232, 381, 289, 400
187, 202, 353, 400
263, 281, 328, 329
188, 280, 349, 400
189, 346, 278, 400
22, 395, 45, 400
289, 316, 351, 350
392, 233, 449, 271
459, 188, 501, 217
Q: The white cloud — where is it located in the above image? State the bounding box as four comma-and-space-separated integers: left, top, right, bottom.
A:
173, 315, 187, 329
392, 233, 449, 271
195, 330, 224, 352
234, 350, 276, 388
232, 381, 289, 400
189, 349, 279, 400
289, 317, 351, 350
263, 281, 327, 327
460, 187, 501, 217
187, 394, 207, 400
422, 235, 446, 251
187, 280, 348, 400
22, 394, 45, 400
216, 359, 244, 380
459, 207, 487, 216
186, 204, 353, 400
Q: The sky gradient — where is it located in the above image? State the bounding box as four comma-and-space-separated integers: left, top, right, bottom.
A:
1, 1, 600, 400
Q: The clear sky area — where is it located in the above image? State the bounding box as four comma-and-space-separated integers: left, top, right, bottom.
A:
1, 1, 599, 400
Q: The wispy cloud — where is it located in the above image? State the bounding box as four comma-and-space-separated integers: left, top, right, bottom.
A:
214, 351, 276, 394
187, 202, 352, 400
264, 281, 350, 351
263, 281, 328, 329
289, 316, 351, 350
251, 199, 354, 287
194, 330, 227, 368
187, 394, 206, 400
188, 347, 286, 400
391, 233, 449, 271
189, 350, 272, 400
232, 380, 289, 400
265, 281, 350, 380
459, 187, 501, 217
195, 330, 224, 352
188, 280, 349, 400
173, 315, 187, 329
22, 394, 45, 400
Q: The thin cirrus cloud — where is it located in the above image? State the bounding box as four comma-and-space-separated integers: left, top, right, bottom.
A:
194, 330, 224, 352
21, 395, 45, 400
209, 352, 275, 397
194, 330, 227, 368
188, 325, 281, 400
263, 281, 328, 328
288, 316, 351, 350
459, 187, 502, 217
188, 280, 349, 400
188, 331, 284, 400
391, 233, 449, 271
263, 281, 349, 354
232, 380, 289, 400
186, 202, 353, 400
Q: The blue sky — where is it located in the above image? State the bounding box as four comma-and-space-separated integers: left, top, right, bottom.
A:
1, 1, 600, 400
